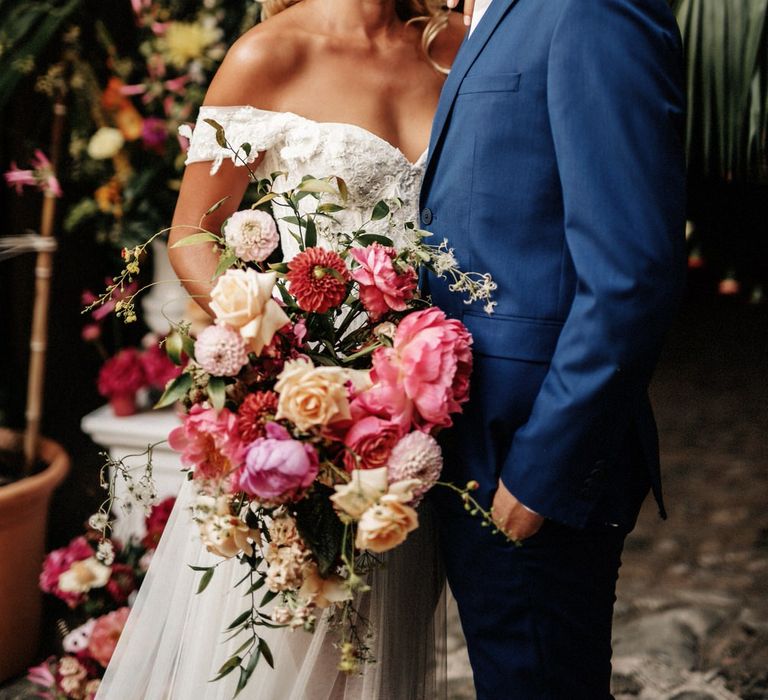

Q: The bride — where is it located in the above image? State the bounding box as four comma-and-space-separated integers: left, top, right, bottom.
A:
96, 1, 465, 698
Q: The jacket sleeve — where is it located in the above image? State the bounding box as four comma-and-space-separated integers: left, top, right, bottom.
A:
500, 0, 687, 527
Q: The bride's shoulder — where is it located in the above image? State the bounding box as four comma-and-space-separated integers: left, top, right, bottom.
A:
203, 13, 309, 108
430, 11, 467, 71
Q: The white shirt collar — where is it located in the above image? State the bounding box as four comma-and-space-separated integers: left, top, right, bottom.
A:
468, 0, 494, 37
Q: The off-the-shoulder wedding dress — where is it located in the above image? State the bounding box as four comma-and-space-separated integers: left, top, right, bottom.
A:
96, 106, 447, 700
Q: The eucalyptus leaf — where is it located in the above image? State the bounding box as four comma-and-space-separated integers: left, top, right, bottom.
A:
197, 568, 214, 595
258, 638, 275, 669
154, 373, 192, 409
371, 200, 390, 221
227, 609, 253, 631
207, 377, 227, 412
297, 178, 339, 195
355, 233, 394, 247
171, 232, 220, 248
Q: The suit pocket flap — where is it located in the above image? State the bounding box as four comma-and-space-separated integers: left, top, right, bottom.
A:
458, 72, 522, 95
462, 312, 562, 361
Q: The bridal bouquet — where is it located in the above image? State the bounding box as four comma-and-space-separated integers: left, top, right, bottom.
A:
87, 121, 497, 693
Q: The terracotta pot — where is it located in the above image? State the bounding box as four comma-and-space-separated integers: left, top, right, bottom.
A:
109, 394, 137, 417
0, 429, 70, 683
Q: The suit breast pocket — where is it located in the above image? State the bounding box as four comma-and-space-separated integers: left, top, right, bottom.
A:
457, 72, 522, 96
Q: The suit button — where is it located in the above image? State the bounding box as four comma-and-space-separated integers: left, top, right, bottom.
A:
421, 207, 433, 225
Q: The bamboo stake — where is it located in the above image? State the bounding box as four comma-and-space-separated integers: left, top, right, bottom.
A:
23, 100, 66, 473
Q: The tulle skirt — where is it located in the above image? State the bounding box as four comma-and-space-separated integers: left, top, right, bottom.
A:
97, 480, 448, 699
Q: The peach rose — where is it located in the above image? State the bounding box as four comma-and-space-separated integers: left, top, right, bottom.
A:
298, 563, 352, 608
355, 495, 419, 553
210, 269, 290, 355
274, 359, 352, 432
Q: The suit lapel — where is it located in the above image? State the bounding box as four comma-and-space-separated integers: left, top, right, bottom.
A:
424, 0, 521, 181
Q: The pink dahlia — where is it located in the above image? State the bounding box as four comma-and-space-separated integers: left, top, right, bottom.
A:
194, 324, 250, 376
236, 422, 319, 503
356, 307, 473, 432
40, 536, 95, 607
237, 390, 279, 443
387, 431, 444, 502
97, 348, 146, 399
350, 243, 417, 319
343, 415, 404, 472
286, 247, 350, 313
168, 405, 245, 481
223, 209, 279, 263
88, 607, 130, 667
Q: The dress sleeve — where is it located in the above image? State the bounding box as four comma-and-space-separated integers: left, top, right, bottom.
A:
183, 106, 286, 174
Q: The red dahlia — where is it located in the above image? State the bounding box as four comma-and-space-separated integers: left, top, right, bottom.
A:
237, 390, 279, 443
286, 247, 350, 313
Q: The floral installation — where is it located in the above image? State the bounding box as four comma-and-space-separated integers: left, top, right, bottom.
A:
85, 121, 502, 696
28, 498, 175, 699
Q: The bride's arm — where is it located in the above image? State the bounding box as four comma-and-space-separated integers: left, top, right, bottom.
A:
169, 32, 285, 313
169, 160, 254, 314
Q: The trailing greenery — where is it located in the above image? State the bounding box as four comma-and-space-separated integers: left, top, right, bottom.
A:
673, 0, 768, 183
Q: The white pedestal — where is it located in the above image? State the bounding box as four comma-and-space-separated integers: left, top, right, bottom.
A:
81, 405, 185, 541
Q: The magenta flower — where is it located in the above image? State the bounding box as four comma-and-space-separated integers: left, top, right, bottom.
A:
141, 117, 168, 152
3, 150, 61, 198
140, 343, 181, 390
236, 422, 319, 503
97, 348, 146, 400
39, 536, 95, 608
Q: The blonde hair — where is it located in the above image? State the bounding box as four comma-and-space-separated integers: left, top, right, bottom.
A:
260, 0, 451, 74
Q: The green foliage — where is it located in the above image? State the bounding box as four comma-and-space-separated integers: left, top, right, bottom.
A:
673, 0, 768, 183
0, 0, 83, 107
292, 484, 346, 577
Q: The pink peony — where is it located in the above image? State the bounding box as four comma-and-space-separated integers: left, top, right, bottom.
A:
194, 324, 250, 376
141, 343, 181, 389
40, 537, 95, 608
236, 422, 319, 503
343, 415, 404, 472
97, 348, 146, 400
350, 243, 417, 319
168, 405, 245, 481
356, 307, 473, 432
88, 607, 130, 667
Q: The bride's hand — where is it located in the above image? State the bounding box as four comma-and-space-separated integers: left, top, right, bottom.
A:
446, 0, 475, 28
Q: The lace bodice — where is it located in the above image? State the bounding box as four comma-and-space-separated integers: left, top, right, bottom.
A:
185, 106, 427, 259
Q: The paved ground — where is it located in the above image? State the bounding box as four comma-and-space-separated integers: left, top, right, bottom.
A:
2, 298, 765, 700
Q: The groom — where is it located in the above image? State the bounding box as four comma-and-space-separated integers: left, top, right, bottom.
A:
422, 0, 685, 697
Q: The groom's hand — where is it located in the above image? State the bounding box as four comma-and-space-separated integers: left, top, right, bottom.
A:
491, 481, 545, 541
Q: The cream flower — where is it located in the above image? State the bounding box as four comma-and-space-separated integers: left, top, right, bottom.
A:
274, 358, 352, 431
355, 496, 419, 553
58, 557, 112, 594
199, 513, 257, 558
299, 563, 352, 608
87, 127, 125, 160
163, 21, 222, 68
330, 467, 388, 519
210, 269, 289, 355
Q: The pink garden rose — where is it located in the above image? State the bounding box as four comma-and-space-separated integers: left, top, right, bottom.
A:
88, 607, 130, 667
350, 243, 417, 319
343, 415, 404, 472
168, 405, 244, 481
40, 537, 95, 608
356, 307, 473, 431
236, 422, 319, 502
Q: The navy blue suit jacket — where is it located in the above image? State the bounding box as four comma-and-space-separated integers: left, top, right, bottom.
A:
421, 0, 686, 528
